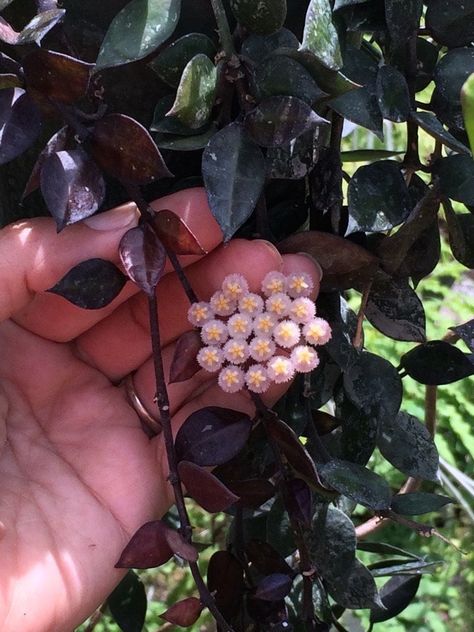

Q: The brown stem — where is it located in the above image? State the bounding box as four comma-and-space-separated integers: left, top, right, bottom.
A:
84, 605, 106, 632
165, 248, 199, 304
209, 0, 235, 58
353, 279, 373, 350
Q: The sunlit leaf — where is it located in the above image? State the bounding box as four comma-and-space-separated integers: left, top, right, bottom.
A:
22, 126, 70, 199
302, 0, 342, 70
119, 224, 167, 296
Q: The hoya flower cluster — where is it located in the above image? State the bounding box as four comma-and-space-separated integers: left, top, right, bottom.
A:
188, 272, 332, 394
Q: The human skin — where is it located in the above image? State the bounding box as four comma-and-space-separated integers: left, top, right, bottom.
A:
0, 188, 320, 632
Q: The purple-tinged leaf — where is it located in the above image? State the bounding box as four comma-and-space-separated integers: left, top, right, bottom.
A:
207, 550, 245, 619
255, 573, 293, 602
0, 88, 41, 165
0, 73, 22, 89
245, 540, 293, 576
22, 126, 70, 199
169, 330, 202, 384
23, 49, 92, 104
228, 478, 275, 508
107, 571, 147, 632
164, 528, 199, 562
391, 492, 453, 516
0, 16, 19, 45
370, 575, 421, 623
399, 340, 474, 385
450, 318, 474, 353
153, 208, 206, 255
40, 149, 105, 231
245, 96, 328, 148
178, 460, 239, 513
286, 478, 312, 526
47, 258, 127, 310
90, 113, 173, 185
119, 224, 167, 296
17, 9, 65, 45
115, 520, 174, 569
160, 597, 203, 627
175, 406, 252, 466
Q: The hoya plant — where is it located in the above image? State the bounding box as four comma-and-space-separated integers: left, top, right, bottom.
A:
0, 0, 473, 630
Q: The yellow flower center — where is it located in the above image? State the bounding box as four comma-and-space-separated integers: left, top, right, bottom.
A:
194, 306, 208, 321
278, 324, 294, 341
223, 370, 239, 385
290, 276, 309, 292
296, 348, 313, 364
258, 316, 273, 333
216, 295, 231, 310
227, 283, 242, 298
248, 370, 266, 386
202, 349, 219, 365
269, 299, 285, 315
233, 318, 247, 333
272, 358, 288, 375
268, 279, 284, 293
241, 296, 257, 311
207, 325, 222, 341
255, 340, 270, 355
228, 343, 245, 360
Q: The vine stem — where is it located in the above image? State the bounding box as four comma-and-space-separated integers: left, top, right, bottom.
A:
147, 293, 234, 632
353, 279, 373, 350
209, 0, 235, 58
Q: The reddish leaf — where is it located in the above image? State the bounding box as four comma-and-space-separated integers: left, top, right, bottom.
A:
40, 149, 105, 231
208, 551, 245, 619
0, 88, 41, 165
279, 231, 379, 291
245, 540, 293, 576
22, 126, 71, 199
255, 573, 293, 601
115, 520, 173, 569
228, 478, 275, 508
90, 113, 173, 185
164, 528, 199, 562
175, 407, 253, 466
160, 597, 203, 627
23, 49, 92, 104
178, 460, 240, 513
169, 330, 202, 384
119, 224, 167, 296
153, 209, 206, 255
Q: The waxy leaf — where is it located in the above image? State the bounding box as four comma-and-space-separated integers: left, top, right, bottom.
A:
153, 209, 206, 255
202, 123, 265, 241
207, 551, 245, 619
41, 149, 105, 231
416, 37, 439, 92
370, 575, 421, 624
327, 559, 382, 610
376, 65, 410, 123
160, 597, 203, 627
426, 0, 474, 48
357, 541, 419, 559
151, 94, 209, 136
400, 340, 474, 385
96, 0, 181, 70
365, 274, 426, 343
255, 56, 326, 105
286, 478, 312, 526
166, 54, 217, 129
22, 126, 70, 199
17, 8, 65, 44
149, 33, 216, 88
169, 330, 202, 384
411, 111, 471, 155
278, 230, 379, 292
116, 520, 174, 568
391, 492, 453, 516
462, 73, 474, 154
241, 28, 299, 63
302, 0, 342, 70
164, 528, 198, 562
434, 155, 474, 206
450, 319, 474, 353
227, 478, 275, 508
178, 460, 239, 512
378, 411, 439, 481
255, 574, 293, 602
432, 48, 474, 132
47, 259, 126, 309
245, 96, 327, 148
245, 540, 293, 576
320, 459, 391, 511
369, 559, 443, 578
229, 0, 287, 35
332, 395, 378, 466
385, 0, 422, 48
119, 224, 166, 296
348, 161, 411, 233
107, 571, 147, 632
91, 114, 172, 184
266, 498, 297, 557
444, 203, 474, 269
0, 88, 41, 165
154, 126, 216, 151
175, 407, 252, 466
341, 149, 403, 162
317, 294, 359, 371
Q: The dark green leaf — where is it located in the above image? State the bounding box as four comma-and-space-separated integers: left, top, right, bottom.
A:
426, 0, 474, 48
341, 149, 403, 162
302, 0, 342, 70
47, 259, 126, 309
391, 492, 453, 516
245, 96, 327, 148
357, 541, 419, 559
376, 65, 410, 123
149, 33, 216, 88
0, 73, 21, 89
334, 0, 386, 33
241, 28, 299, 63
96, 0, 181, 70
432, 48, 474, 132
411, 111, 471, 155
450, 319, 474, 352
434, 155, 474, 205
400, 340, 474, 385
365, 274, 426, 343
229, 0, 287, 35
151, 95, 209, 136
370, 575, 421, 624
320, 459, 391, 510
0, 88, 41, 165
107, 571, 147, 632
308, 350, 342, 410
369, 559, 443, 577
202, 122, 265, 241
444, 203, 474, 268
17, 8, 65, 45
384, 0, 422, 48
327, 560, 383, 610
154, 126, 215, 151
378, 411, 439, 481
316, 295, 359, 371
255, 56, 326, 104
348, 160, 411, 233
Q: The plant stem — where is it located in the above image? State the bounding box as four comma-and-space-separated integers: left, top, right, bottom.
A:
353, 279, 373, 350
147, 294, 234, 632
165, 248, 199, 304
209, 0, 235, 58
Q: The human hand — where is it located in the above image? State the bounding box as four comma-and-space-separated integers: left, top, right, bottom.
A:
0, 188, 321, 632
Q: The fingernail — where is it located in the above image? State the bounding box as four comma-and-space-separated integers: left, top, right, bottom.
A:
296, 252, 324, 280
84, 204, 139, 231
253, 239, 282, 261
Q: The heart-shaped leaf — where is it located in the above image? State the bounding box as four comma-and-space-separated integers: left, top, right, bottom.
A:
115, 520, 174, 568
96, 0, 181, 70
229, 0, 287, 35
178, 460, 239, 512
370, 575, 421, 623
23, 49, 92, 104
107, 571, 147, 632
47, 259, 127, 309
0, 88, 41, 165
399, 340, 474, 385
160, 597, 203, 627
377, 411, 439, 481
450, 319, 474, 352
320, 459, 392, 510
119, 224, 166, 296
169, 330, 202, 384
391, 492, 453, 516
90, 113, 173, 184
255, 574, 294, 602
245, 96, 328, 148
175, 406, 252, 466
41, 149, 106, 231
302, 0, 342, 70
202, 122, 265, 241
22, 126, 71, 199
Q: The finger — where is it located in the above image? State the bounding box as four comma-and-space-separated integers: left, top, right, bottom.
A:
10, 188, 222, 341
76, 239, 284, 381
